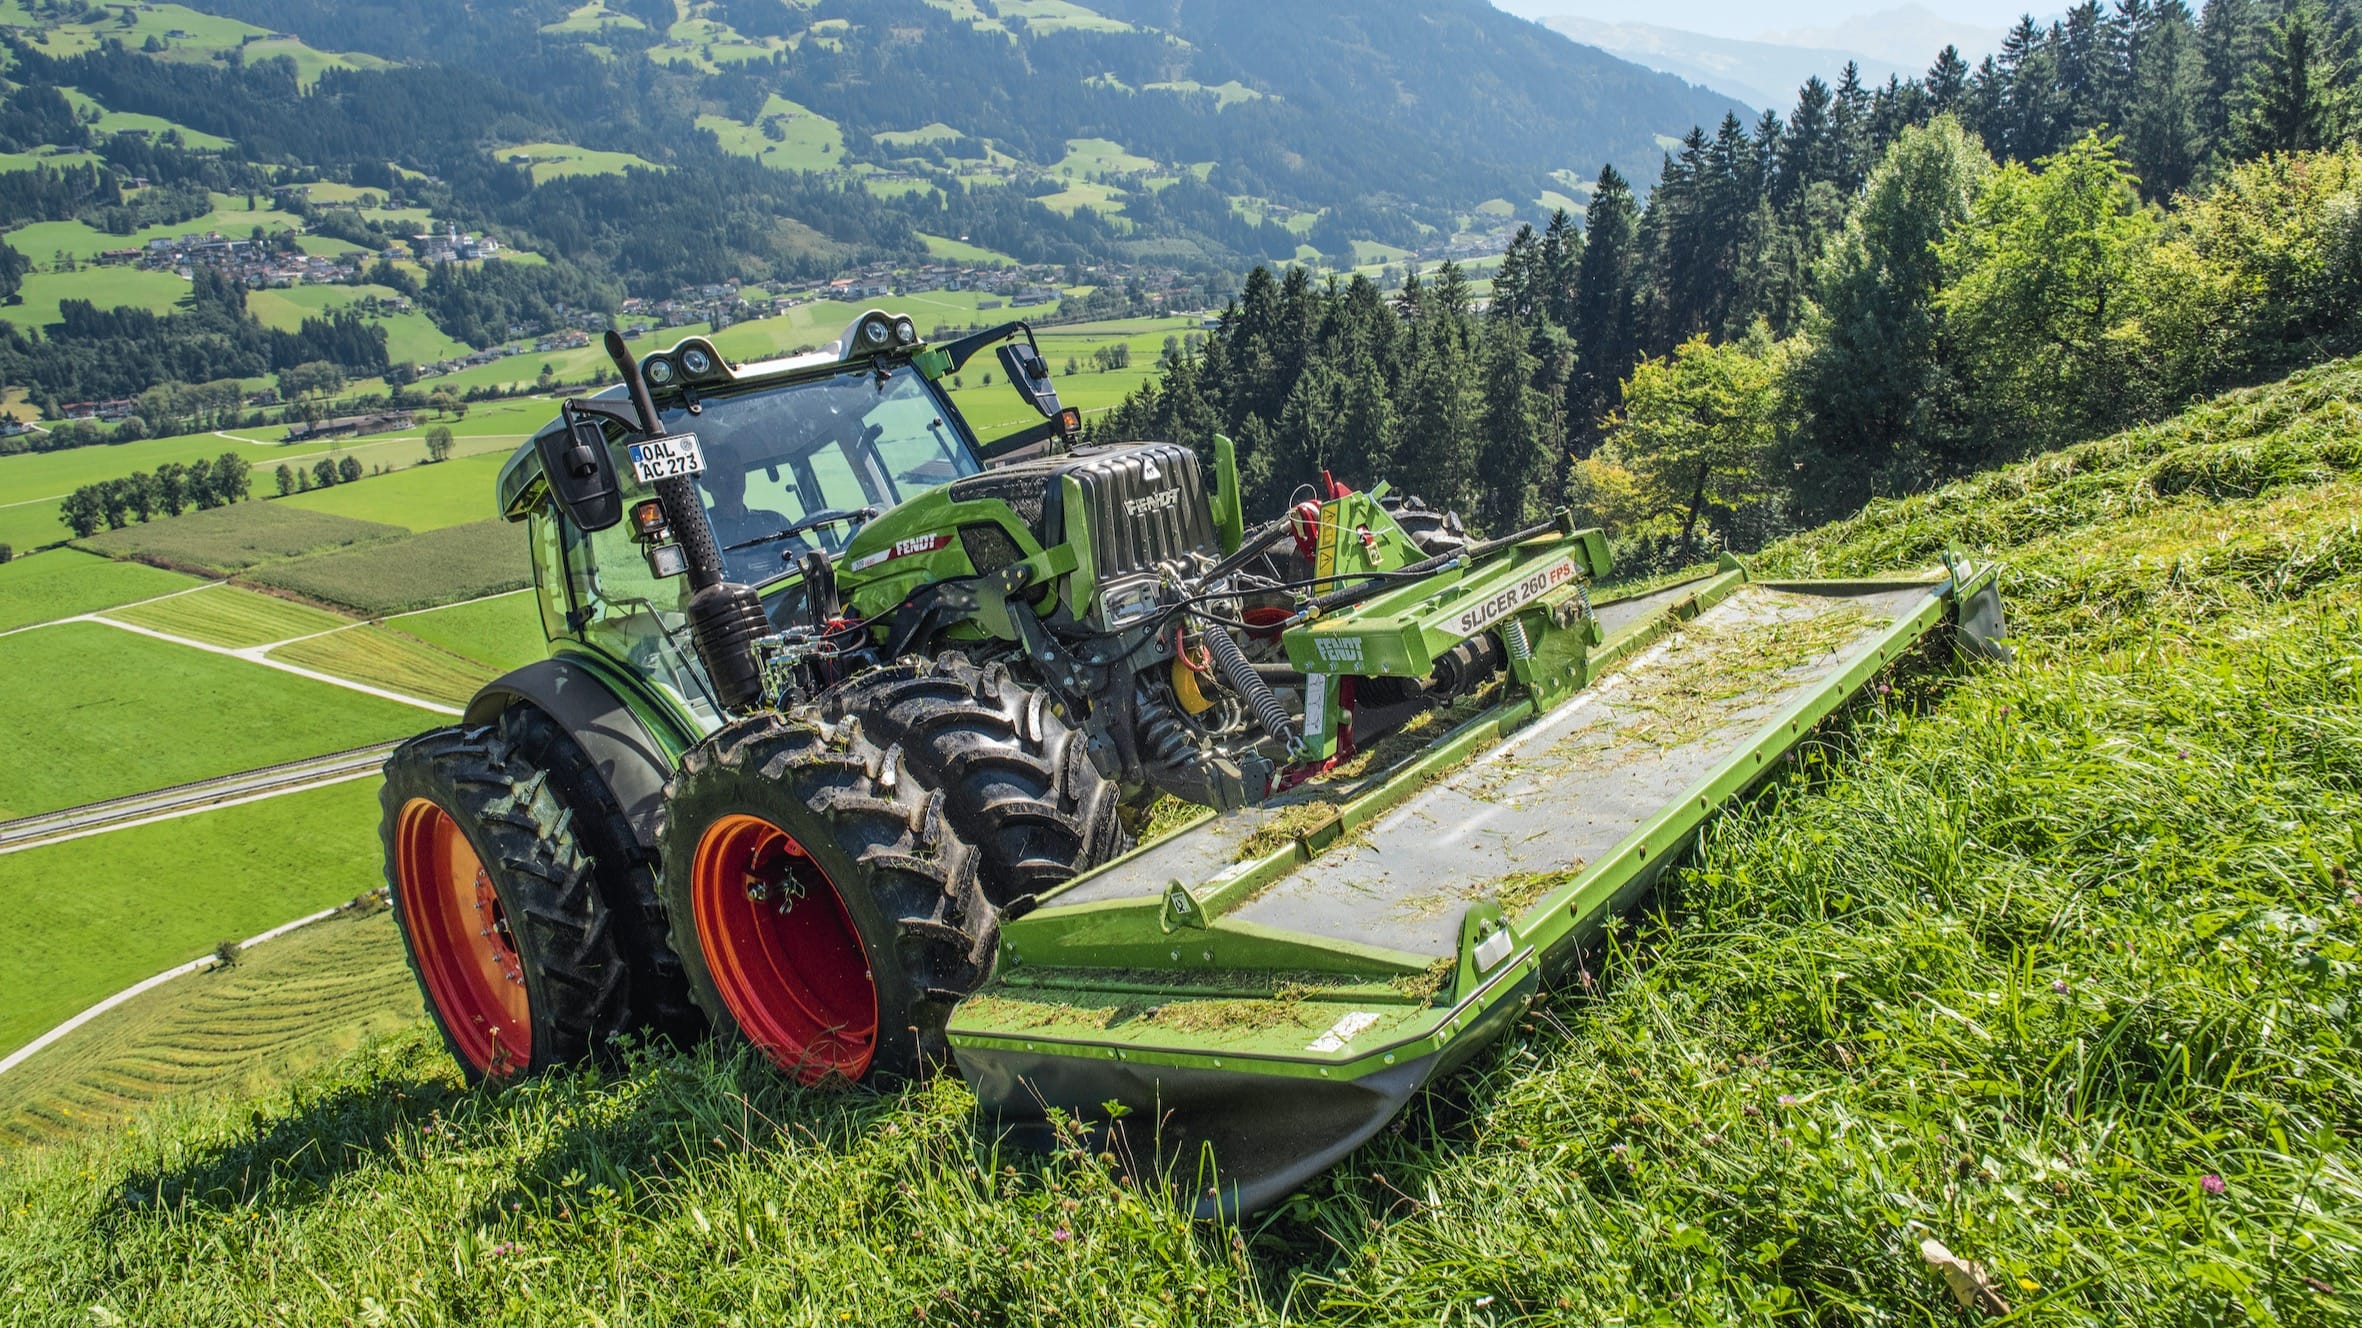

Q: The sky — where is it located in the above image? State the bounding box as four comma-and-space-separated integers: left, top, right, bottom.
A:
1488, 0, 2040, 45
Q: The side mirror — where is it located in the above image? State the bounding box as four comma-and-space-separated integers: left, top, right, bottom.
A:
536, 417, 623, 531
997, 341, 1062, 418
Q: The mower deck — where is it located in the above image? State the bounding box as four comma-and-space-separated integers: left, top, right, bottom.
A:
949, 557, 2007, 1215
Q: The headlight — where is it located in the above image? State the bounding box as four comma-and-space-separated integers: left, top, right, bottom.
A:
863, 319, 891, 347
893, 316, 916, 345
680, 345, 713, 376
643, 357, 676, 385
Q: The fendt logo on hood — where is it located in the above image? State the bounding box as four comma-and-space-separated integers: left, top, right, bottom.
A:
1125, 487, 1180, 518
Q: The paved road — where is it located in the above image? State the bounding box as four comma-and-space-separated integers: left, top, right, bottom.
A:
0, 740, 402, 854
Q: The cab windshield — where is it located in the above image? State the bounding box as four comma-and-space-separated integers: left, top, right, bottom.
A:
657, 364, 982, 586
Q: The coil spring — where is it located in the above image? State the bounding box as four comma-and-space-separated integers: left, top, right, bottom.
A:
1204, 625, 1298, 751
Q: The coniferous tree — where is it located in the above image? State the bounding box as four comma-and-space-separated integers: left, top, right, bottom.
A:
2234, 0, 2344, 153
1928, 45, 1972, 113
1570, 166, 1641, 449
2128, 1, 2209, 195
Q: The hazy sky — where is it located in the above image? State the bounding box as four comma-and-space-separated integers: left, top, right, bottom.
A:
1489, 0, 2040, 44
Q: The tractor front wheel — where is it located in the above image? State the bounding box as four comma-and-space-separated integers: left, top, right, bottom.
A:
655, 714, 995, 1085
381, 727, 630, 1081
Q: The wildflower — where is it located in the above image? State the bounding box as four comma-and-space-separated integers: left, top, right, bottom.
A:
487, 1242, 518, 1258
2202, 1174, 2226, 1195
2176, 748, 2190, 760
2053, 979, 2070, 994
1777, 1094, 1798, 1107
1051, 1227, 1071, 1243
1875, 682, 1891, 695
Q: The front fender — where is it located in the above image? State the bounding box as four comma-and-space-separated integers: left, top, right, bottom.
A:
464, 658, 677, 849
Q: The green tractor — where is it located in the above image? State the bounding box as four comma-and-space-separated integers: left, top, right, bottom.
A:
383, 314, 2006, 1209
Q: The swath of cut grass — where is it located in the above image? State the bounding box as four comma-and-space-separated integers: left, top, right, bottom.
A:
267, 624, 502, 707
388, 590, 546, 673
3, 355, 2362, 1323
99, 582, 350, 648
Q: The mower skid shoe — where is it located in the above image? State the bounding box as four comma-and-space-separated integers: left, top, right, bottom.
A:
958, 967, 1534, 1218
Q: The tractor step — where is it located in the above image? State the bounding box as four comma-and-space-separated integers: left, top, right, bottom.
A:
948, 556, 2007, 1215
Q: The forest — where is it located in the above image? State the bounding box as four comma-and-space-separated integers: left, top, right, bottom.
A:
1100, 0, 2362, 561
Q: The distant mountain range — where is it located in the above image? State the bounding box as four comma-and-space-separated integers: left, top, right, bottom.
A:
1495, 3, 2003, 111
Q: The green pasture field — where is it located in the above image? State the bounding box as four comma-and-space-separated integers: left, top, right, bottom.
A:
388, 590, 546, 674
277, 452, 506, 532
494, 142, 663, 184
0, 906, 418, 1149
0, 266, 190, 332
98, 581, 348, 648
540, 0, 646, 33
241, 517, 530, 614
0, 778, 390, 1059
0, 622, 425, 817
995, 0, 1135, 32
58, 87, 233, 149
916, 232, 1018, 265
0, 148, 101, 172
1143, 79, 1264, 108
77, 502, 403, 575
698, 94, 844, 173
420, 345, 617, 394
231, 37, 395, 85
268, 624, 500, 707
1055, 136, 1156, 175
0, 548, 203, 633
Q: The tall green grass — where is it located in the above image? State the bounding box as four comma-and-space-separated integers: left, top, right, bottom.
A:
1, 357, 2358, 1323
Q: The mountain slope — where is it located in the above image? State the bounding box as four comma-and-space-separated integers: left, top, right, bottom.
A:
3, 353, 2358, 1323
1539, 15, 1914, 110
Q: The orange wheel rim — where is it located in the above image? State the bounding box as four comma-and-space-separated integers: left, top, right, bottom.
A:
394, 798, 531, 1076
691, 814, 878, 1082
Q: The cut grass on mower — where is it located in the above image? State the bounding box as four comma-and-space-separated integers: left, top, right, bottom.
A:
0, 622, 425, 817
3, 355, 2361, 1322
0, 778, 388, 1061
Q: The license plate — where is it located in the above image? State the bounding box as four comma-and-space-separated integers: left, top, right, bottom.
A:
627, 433, 705, 483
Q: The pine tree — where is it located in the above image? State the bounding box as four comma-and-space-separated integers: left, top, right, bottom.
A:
2234, 0, 2343, 154
1928, 45, 1972, 112
2128, 0, 2207, 194
1570, 165, 1641, 451
1475, 319, 1546, 533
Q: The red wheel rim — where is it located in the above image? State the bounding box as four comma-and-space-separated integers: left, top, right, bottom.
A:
691, 814, 879, 1082
393, 798, 531, 1076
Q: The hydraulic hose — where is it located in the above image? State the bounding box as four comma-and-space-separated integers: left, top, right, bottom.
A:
1204, 625, 1296, 753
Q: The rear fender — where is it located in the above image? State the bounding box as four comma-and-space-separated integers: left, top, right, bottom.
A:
464, 658, 678, 850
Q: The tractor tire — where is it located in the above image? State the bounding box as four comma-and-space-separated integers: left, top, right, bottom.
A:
495, 705, 707, 1050
1386, 496, 1468, 559
381, 726, 631, 1083
655, 713, 995, 1086
815, 654, 1128, 915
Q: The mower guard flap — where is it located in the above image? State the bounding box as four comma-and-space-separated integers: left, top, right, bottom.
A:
951, 554, 2006, 1216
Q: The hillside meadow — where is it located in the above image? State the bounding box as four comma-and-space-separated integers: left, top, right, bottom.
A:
0, 353, 2353, 1324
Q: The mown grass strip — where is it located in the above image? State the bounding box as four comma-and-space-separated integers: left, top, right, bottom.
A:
267, 625, 502, 708
99, 583, 352, 650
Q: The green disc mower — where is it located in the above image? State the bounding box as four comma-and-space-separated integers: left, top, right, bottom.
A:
379, 315, 2009, 1211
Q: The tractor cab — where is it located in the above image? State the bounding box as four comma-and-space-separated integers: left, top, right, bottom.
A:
493, 314, 1067, 732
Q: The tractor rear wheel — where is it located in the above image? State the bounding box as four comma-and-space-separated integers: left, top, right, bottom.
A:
381, 727, 630, 1081
655, 713, 994, 1085
495, 705, 706, 1049
815, 655, 1127, 915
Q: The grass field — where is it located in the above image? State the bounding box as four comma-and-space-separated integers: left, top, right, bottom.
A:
77, 501, 404, 575
0, 622, 424, 817
241, 517, 530, 614
947, 316, 1196, 436
0, 777, 390, 1058
58, 87, 233, 149
390, 590, 546, 674
2, 353, 2358, 1322
697, 93, 844, 172
0, 549, 202, 633
495, 142, 663, 183
268, 624, 502, 707
0, 905, 417, 1149
277, 452, 507, 532
2, 194, 308, 271
0, 266, 190, 332
98, 582, 348, 648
